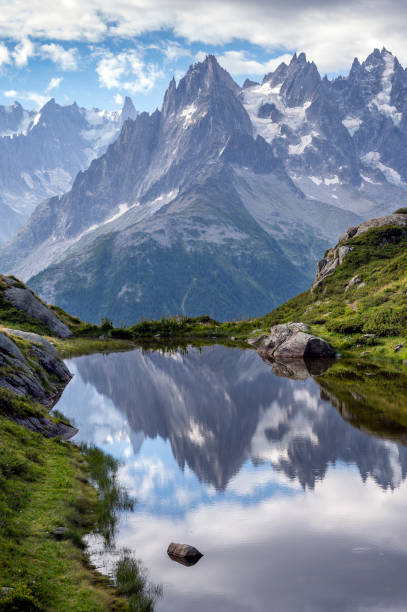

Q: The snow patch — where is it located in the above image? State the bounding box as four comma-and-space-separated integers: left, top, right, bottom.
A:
324, 175, 340, 186
179, 104, 207, 129
242, 81, 312, 144
288, 133, 316, 155
368, 53, 402, 125
361, 151, 404, 186
342, 115, 362, 136
310, 176, 322, 185
360, 174, 381, 185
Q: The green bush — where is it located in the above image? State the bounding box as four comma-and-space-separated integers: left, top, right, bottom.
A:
0, 584, 42, 611
363, 308, 407, 336
109, 328, 133, 340
326, 315, 364, 334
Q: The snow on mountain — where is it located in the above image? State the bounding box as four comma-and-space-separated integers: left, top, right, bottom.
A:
2, 49, 407, 324
0, 96, 137, 245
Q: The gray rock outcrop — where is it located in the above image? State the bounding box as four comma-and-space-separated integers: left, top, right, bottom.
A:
312, 213, 407, 290
2, 276, 72, 337
0, 330, 71, 407
258, 322, 335, 361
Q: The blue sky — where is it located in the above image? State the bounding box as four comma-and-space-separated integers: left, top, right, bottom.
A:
0, 0, 405, 112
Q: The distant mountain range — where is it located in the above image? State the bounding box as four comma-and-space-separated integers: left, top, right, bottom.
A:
1, 48, 407, 323
0, 96, 137, 245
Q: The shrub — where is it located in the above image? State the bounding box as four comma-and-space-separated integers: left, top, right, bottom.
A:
109, 328, 133, 340
326, 315, 364, 334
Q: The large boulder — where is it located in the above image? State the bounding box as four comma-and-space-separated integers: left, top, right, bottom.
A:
258, 322, 335, 361
2, 276, 72, 338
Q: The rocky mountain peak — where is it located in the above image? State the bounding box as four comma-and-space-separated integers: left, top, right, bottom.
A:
280, 51, 321, 106
122, 96, 138, 121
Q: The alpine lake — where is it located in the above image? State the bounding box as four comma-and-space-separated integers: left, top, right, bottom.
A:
54, 342, 407, 612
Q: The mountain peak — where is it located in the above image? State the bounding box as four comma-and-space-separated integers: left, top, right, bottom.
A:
290, 52, 308, 65
162, 53, 240, 116
122, 96, 137, 121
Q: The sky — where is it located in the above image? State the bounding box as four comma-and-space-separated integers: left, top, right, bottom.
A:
0, 0, 405, 112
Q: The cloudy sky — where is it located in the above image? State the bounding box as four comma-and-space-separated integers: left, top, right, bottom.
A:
0, 0, 404, 112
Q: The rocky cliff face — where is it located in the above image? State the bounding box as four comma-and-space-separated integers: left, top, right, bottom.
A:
0, 329, 75, 438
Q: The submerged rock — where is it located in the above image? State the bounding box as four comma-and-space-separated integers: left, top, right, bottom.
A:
258, 322, 335, 361
167, 542, 203, 566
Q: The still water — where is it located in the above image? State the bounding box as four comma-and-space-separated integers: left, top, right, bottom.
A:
55, 345, 407, 611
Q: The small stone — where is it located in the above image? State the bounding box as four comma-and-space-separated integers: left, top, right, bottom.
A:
53, 526, 68, 539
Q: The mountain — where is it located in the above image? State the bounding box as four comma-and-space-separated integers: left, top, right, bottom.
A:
4, 48, 407, 324
1, 55, 361, 324
242, 48, 407, 216
0, 96, 137, 245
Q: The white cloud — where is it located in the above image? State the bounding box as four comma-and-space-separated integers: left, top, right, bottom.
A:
96, 50, 164, 94
21, 91, 50, 107
46, 76, 63, 92
0, 42, 10, 69
4, 89, 49, 108
0, 1, 407, 72
210, 50, 293, 76
114, 93, 124, 105
39, 43, 78, 70
12, 38, 35, 67
162, 41, 192, 62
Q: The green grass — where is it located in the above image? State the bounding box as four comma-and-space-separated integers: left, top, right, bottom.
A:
0, 413, 129, 611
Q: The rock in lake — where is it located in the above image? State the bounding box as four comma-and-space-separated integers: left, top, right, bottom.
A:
258, 322, 335, 361
167, 542, 203, 566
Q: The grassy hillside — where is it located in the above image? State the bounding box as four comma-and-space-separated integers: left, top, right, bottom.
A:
245, 214, 407, 361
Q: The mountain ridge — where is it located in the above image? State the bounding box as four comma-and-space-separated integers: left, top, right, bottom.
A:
3, 49, 407, 323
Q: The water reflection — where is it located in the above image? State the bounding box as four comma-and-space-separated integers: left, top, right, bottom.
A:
55, 345, 407, 611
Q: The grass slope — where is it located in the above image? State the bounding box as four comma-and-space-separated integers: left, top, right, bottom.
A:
244, 220, 407, 361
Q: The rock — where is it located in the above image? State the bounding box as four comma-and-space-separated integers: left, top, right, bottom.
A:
312, 245, 353, 290
167, 542, 203, 566
247, 334, 268, 347
10, 415, 78, 440
345, 275, 361, 291
0, 332, 24, 361
394, 344, 404, 352
53, 527, 68, 539
231, 336, 236, 341
2, 277, 72, 338
338, 214, 407, 243
0, 328, 72, 410
258, 322, 335, 361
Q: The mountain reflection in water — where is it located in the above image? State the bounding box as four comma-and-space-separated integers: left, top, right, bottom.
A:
55, 345, 407, 612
